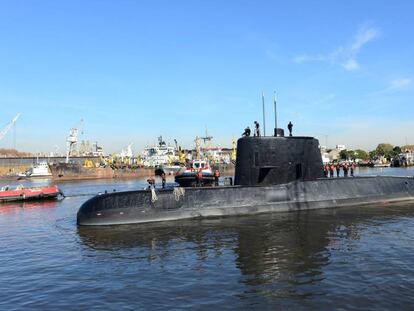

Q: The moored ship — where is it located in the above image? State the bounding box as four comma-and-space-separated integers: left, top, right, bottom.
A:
49, 162, 153, 181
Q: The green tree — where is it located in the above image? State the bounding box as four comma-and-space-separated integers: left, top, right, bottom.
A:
347, 150, 356, 160
369, 150, 377, 160
339, 150, 348, 160
375, 143, 393, 157
390, 146, 402, 158
354, 149, 368, 160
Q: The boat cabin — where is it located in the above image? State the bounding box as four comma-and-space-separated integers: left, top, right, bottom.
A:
191, 160, 209, 170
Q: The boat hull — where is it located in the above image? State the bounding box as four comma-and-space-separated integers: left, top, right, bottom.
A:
174, 173, 215, 187
77, 176, 414, 226
0, 186, 62, 203
49, 163, 153, 181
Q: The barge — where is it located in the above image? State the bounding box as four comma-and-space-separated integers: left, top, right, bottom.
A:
0, 185, 63, 202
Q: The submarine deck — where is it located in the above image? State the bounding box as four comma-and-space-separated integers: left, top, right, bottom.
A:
77, 176, 414, 226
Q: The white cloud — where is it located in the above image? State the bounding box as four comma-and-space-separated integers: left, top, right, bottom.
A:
294, 25, 379, 71
342, 58, 359, 71
294, 48, 344, 65
351, 26, 379, 52
371, 77, 413, 95
390, 78, 412, 90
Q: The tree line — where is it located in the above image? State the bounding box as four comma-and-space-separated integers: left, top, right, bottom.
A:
339, 144, 414, 161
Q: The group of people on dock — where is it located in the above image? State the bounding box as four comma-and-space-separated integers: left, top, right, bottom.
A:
324, 162, 356, 178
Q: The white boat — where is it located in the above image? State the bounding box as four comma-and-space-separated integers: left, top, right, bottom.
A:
18, 161, 52, 178
155, 162, 184, 175
373, 163, 391, 168
141, 136, 177, 167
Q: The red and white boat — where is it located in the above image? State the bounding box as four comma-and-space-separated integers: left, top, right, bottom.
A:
0, 185, 64, 203
174, 159, 215, 187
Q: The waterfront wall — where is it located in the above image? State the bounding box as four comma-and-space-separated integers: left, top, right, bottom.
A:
0, 156, 100, 175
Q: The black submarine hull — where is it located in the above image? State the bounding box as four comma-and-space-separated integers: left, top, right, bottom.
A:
77, 176, 414, 226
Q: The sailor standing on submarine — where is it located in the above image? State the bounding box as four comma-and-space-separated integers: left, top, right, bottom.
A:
288, 121, 293, 136
254, 121, 260, 137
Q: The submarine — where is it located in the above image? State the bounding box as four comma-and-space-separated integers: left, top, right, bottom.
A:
77, 128, 414, 226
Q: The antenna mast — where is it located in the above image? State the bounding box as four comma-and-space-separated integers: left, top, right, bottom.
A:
262, 92, 266, 136
273, 91, 277, 130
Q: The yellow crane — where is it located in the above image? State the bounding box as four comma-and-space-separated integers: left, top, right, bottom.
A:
232, 138, 237, 161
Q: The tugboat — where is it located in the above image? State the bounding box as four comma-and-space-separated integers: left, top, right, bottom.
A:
77, 126, 414, 226
0, 185, 63, 203
17, 161, 52, 179
174, 159, 215, 187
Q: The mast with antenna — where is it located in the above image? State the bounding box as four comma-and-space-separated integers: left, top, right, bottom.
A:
262, 92, 266, 136
273, 91, 277, 130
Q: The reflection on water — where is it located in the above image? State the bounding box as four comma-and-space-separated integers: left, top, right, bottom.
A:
1, 168, 414, 310
0, 200, 58, 215
76, 203, 414, 309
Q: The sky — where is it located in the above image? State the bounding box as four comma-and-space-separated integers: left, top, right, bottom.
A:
0, 0, 413, 154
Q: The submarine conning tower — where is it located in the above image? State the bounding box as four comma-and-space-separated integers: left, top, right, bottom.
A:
234, 129, 324, 186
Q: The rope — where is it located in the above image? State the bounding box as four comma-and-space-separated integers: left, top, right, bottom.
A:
173, 187, 185, 201
151, 187, 158, 203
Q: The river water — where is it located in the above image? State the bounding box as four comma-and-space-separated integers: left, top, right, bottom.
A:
1, 167, 414, 310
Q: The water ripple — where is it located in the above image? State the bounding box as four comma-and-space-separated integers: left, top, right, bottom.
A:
1, 175, 414, 310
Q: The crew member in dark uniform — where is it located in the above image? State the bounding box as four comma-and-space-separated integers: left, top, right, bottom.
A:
254, 121, 260, 137
242, 126, 251, 137
288, 121, 293, 136
161, 172, 166, 188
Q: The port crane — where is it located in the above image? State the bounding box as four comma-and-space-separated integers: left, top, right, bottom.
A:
0, 114, 20, 143
174, 139, 186, 164
66, 119, 84, 163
